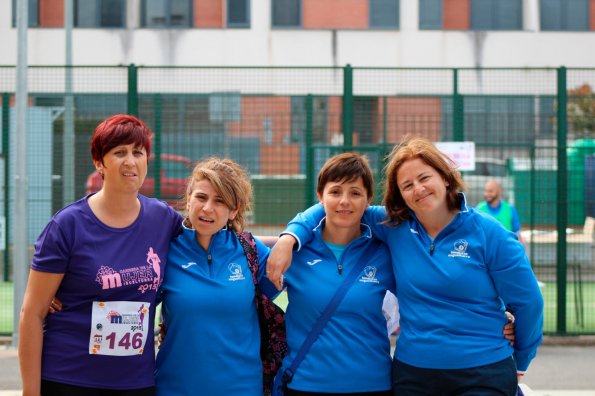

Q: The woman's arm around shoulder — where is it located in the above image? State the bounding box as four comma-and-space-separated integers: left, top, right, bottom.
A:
362, 205, 391, 243
254, 238, 280, 300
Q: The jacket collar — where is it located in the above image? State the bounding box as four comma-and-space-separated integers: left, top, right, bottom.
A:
312, 216, 373, 241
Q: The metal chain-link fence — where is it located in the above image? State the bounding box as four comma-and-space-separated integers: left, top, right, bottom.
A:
0, 65, 593, 335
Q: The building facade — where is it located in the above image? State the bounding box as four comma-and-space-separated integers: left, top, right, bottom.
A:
1, 0, 594, 67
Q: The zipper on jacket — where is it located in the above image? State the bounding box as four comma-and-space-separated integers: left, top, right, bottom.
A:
337, 262, 343, 275
207, 253, 213, 277
429, 243, 435, 255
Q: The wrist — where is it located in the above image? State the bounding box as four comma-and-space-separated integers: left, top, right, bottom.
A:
278, 233, 297, 248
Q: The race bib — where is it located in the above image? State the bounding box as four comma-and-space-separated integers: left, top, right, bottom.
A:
89, 301, 150, 356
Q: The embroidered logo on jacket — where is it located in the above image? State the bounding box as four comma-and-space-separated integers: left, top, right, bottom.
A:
306, 259, 322, 266
359, 266, 380, 284
228, 263, 245, 281
182, 262, 197, 269
448, 239, 470, 259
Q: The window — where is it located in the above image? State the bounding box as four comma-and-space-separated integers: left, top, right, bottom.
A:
12, 0, 38, 27
369, 0, 399, 28
353, 97, 378, 144
272, 0, 301, 27
470, 0, 522, 30
227, 0, 250, 27
141, 0, 192, 28
75, 0, 125, 27
420, 0, 522, 30
464, 96, 535, 145
540, 0, 589, 31
272, 0, 398, 29
209, 93, 241, 122
419, 0, 442, 29
290, 96, 328, 144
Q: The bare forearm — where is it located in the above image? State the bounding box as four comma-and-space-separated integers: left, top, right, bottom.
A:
19, 312, 44, 396
266, 234, 296, 289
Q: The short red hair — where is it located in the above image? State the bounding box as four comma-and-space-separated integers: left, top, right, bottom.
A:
90, 114, 152, 164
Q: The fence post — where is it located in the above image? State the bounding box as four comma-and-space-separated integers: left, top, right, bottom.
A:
128, 64, 138, 116
453, 68, 464, 142
153, 94, 162, 200
382, 96, 388, 148
305, 94, 315, 207
556, 66, 568, 334
342, 64, 353, 149
529, 146, 536, 269
1, 93, 9, 282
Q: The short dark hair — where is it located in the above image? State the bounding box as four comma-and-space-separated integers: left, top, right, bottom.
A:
90, 114, 152, 164
317, 152, 374, 199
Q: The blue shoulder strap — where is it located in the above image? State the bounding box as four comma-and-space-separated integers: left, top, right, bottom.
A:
282, 240, 377, 384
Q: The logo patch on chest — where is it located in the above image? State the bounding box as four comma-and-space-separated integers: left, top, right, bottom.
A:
448, 239, 471, 259
359, 266, 380, 284
228, 263, 245, 281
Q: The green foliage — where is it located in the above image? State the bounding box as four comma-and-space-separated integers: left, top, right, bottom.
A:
568, 84, 595, 138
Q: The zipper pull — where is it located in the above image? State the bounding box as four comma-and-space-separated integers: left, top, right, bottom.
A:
207, 254, 212, 265
430, 243, 435, 255
338, 263, 343, 275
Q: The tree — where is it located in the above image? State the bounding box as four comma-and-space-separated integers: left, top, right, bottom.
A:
568, 83, 595, 139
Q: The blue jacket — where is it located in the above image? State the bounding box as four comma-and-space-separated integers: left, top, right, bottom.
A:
285, 195, 543, 373
155, 226, 276, 396
282, 219, 395, 393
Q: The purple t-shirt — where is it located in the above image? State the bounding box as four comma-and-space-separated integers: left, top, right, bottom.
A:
31, 194, 182, 389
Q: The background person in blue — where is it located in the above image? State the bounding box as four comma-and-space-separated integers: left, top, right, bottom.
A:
280, 153, 395, 396
268, 138, 543, 396
154, 157, 278, 396
477, 179, 526, 245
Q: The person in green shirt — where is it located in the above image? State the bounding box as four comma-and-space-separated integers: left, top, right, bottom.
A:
477, 179, 525, 245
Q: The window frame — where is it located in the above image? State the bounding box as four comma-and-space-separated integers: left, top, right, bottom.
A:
470, 0, 523, 31
271, 0, 302, 28
419, 0, 443, 30
141, 0, 193, 29
12, 0, 39, 28
227, 0, 251, 28
74, 0, 126, 28
368, 0, 400, 29
540, 0, 590, 31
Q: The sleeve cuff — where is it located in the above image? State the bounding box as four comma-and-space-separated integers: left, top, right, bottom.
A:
279, 231, 301, 251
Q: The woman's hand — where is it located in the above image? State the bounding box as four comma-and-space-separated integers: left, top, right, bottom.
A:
266, 234, 296, 290
503, 311, 515, 346
157, 322, 167, 349
48, 297, 63, 315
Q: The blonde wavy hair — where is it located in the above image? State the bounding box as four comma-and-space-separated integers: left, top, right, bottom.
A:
181, 157, 252, 232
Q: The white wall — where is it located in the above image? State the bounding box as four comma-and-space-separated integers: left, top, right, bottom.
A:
0, 0, 594, 67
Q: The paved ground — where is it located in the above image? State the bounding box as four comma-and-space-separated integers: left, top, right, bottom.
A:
3, 341, 595, 395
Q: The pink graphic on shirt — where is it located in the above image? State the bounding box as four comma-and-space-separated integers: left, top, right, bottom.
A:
147, 247, 162, 287
95, 249, 162, 291
138, 304, 145, 331
96, 266, 122, 290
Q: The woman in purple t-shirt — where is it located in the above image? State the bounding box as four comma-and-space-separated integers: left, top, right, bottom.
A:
18, 115, 181, 396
